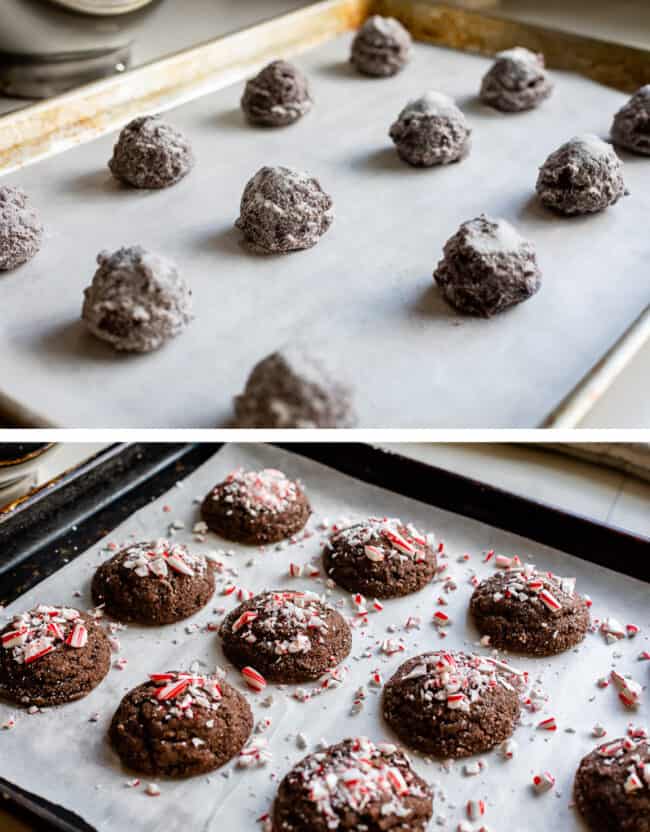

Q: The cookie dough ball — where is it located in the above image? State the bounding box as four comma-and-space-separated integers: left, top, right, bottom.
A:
234, 345, 356, 428
469, 567, 590, 655
108, 115, 194, 189
91, 539, 216, 624
323, 517, 437, 598
575, 737, 650, 832
389, 91, 471, 167
273, 737, 433, 832
480, 47, 553, 112
611, 85, 650, 156
383, 651, 521, 758
220, 590, 352, 683
110, 671, 252, 777
434, 215, 541, 317
201, 468, 311, 545
0, 605, 110, 707
241, 60, 312, 127
350, 15, 412, 78
536, 134, 626, 215
81, 245, 192, 352
235, 166, 333, 253
0, 186, 43, 271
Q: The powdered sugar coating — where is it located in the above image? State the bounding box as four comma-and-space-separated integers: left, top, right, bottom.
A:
480, 47, 553, 112
389, 91, 471, 166
611, 84, 650, 155
350, 15, 412, 77
108, 115, 194, 189
235, 166, 333, 253
81, 245, 193, 352
1, 605, 83, 666
536, 134, 626, 215
234, 345, 356, 428
241, 60, 312, 127
0, 185, 43, 271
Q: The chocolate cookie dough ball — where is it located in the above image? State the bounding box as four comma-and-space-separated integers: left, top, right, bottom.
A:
201, 468, 311, 545
323, 517, 437, 598
221, 590, 352, 683
389, 91, 471, 167
273, 737, 433, 832
110, 671, 253, 777
611, 85, 650, 156
241, 60, 312, 127
350, 15, 412, 78
434, 215, 541, 317
234, 345, 356, 428
0, 186, 43, 271
480, 47, 553, 112
235, 166, 333, 253
470, 567, 590, 656
575, 738, 650, 832
0, 605, 110, 707
81, 245, 192, 352
91, 539, 216, 625
536, 134, 626, 215
108, 115, 194, 189
383, 651, 522, 758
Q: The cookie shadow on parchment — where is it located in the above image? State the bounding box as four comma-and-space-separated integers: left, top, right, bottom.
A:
191, 224, 246, 258
410, 284, 459, 321
317, 60, 360, 80
29, 319, 134, 365
57, 169, 131, 197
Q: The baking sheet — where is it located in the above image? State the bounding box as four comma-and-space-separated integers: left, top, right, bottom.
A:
1, 32, 649, 427
0, 443, 648, 831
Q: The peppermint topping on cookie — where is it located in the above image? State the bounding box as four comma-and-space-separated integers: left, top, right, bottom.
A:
120, 539, 207, 578
330, 517, 433, 562
213, 468, 301, 515
487, 564, 581, 613
2, 606, 84, 665
147, 671, 224, 719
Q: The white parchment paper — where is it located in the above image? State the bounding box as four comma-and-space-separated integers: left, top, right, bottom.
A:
0, 444, 648, 831
0, 33, 649, 427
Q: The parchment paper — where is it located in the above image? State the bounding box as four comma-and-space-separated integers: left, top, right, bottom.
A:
0, 444, 648, 831
0, 33, 649, 427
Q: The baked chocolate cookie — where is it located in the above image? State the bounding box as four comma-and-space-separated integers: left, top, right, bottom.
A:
0, 185, 43, 271
323, 517, 436, 598
110, 670, 253, 777
273, 736, 433, 832
201, 468, 311, 545
575, 737, 650, 832
433, 215, 541, 317
383, 651, 521, 758
108, 115, 194, 189
480, 47, 553, 112
469, 566, 590, 656
536, 134, 626, 215
0, 605, 110, 707
350, 15, 412, 78
389, 91, 471, 167
241, 60, 312, 127
91, 539, 215, 625
611, 85, 650, 156
220, 590, 351, 682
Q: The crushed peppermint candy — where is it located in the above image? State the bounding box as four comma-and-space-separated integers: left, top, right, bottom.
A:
209, 468, 302, 516
480, 565, 585, 615
119, 539, 208, 579
327, 517, 434, 564
146, 671, 225, 720
1, 606, 87, 665
532, 771, 555, 793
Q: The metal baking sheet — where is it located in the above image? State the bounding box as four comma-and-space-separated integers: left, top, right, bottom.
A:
0, 443, 648, 832
1, 29, 649, 426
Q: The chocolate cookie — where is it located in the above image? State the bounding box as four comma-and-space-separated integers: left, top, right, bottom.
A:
611, 85, 650, 156
433, 215, 541, 317
241, 60, 312, 127
82, 246, 193, 352
235, 166, 333, 253
273, 736, 433, 832
0, 185, 43, 271
469, 566, 590, 656
220, 590, 351, 682
323, 517, 436, 598
575, 737, 650, 832
110, 670, 253, 777
383, 651, 522, 758
536, 134, 626, 215
108, 115, 194, 189
91, 539, 215, 624
201, 468, 311, 544
350, 15, 412, 78
0, 605, 110, 707
389, 91, 471, 167
233, 344, 356, 428
480, 47, 553, 112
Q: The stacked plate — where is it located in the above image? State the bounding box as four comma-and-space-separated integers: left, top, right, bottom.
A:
0, 445, 58, 508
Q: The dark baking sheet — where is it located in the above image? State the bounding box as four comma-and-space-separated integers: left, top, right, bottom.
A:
0, 441, 647, 831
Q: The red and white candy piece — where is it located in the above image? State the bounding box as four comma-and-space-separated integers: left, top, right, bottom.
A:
532, 771, 555, 793
433, 611, 450, 627
23, 638, 55, 664
167, 552, 194, 576
156, 678, 191, 701
364, 545, 385, 562
624, 772, 644, 794
1, 628, 29, 648
232, 611, 258, 633
495, 555, 512, 568
288, 563, 303, 578
66, 623, 88, 649
538, 589, 561, 613
242, 666, 267, 692
467, 799, 486, 820
386, 766, 409, 796
537, 716, 557, 732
